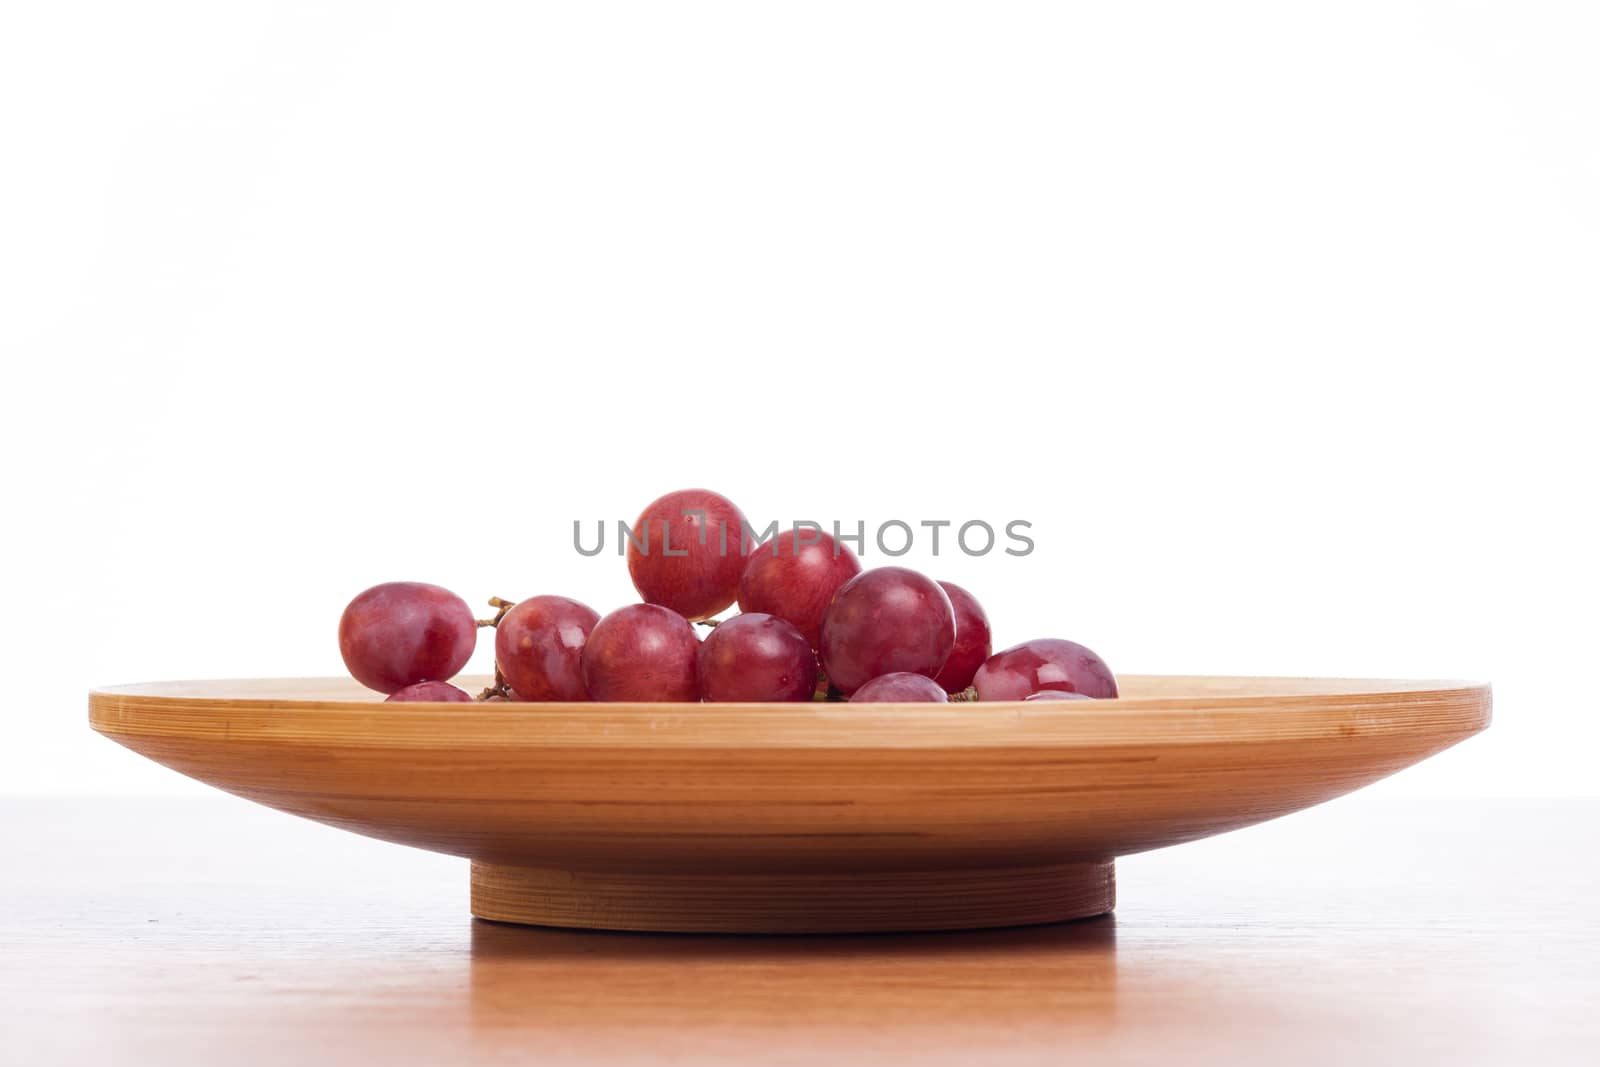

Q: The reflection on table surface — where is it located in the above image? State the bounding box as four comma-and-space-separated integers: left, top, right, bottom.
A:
3, 795, 1596, 1066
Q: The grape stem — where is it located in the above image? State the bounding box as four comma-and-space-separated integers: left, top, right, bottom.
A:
810, 670, 845, 702
476, 663, 512, 702
477, 596, 518, 629
693, 617, 721, 629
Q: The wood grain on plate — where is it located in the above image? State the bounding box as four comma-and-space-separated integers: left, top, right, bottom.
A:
88, 675, 1489, 932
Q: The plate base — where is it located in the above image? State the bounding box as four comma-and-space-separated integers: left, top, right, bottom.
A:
469, 859, 1116, 934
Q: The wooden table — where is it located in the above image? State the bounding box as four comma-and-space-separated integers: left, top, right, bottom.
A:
3, 794, 1595, 1065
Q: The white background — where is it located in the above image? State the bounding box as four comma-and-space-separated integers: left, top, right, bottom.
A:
4, 2, 1595, 796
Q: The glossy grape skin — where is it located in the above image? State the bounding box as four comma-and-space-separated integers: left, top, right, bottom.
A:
818, 567, 955, 694
697, 613, 817, 702
626, 489, 750, 621
737, 530, 862, 649
385, 680, 474, 703
338, 582, 477, 694
973, 639, 1118, 701
849, 673, 949, 703
931, 581, 992, 694
581, 603, 701, 702
494, 595, 600, 702
1023, 690, 1095, 702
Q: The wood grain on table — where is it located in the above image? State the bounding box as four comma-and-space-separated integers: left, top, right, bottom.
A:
2, 795, 1595, 1066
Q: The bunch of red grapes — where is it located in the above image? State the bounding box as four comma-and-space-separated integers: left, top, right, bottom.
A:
338, 489, 1117, 706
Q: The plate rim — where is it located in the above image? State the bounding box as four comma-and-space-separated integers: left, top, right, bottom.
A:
88, 675, 1492, 751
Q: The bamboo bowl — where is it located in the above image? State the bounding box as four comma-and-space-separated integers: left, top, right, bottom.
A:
88, 675, 1489, 933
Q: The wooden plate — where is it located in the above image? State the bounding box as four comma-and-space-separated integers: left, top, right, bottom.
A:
88, 675, 1488, 933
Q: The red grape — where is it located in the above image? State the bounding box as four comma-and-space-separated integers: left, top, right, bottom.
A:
581, 603, 701, 702
849, 673, 949, 703
1023, 690, 1095, 702
931, 580, 991, 693
818, 567, 955, 694
737, 529, 862, 649
385, 680, 474, 703
626, 489, 750, 620
973, 639, 1118, 701
495, 595, 600, 702
338, 582, 477, 694
697, 613, 817, 702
